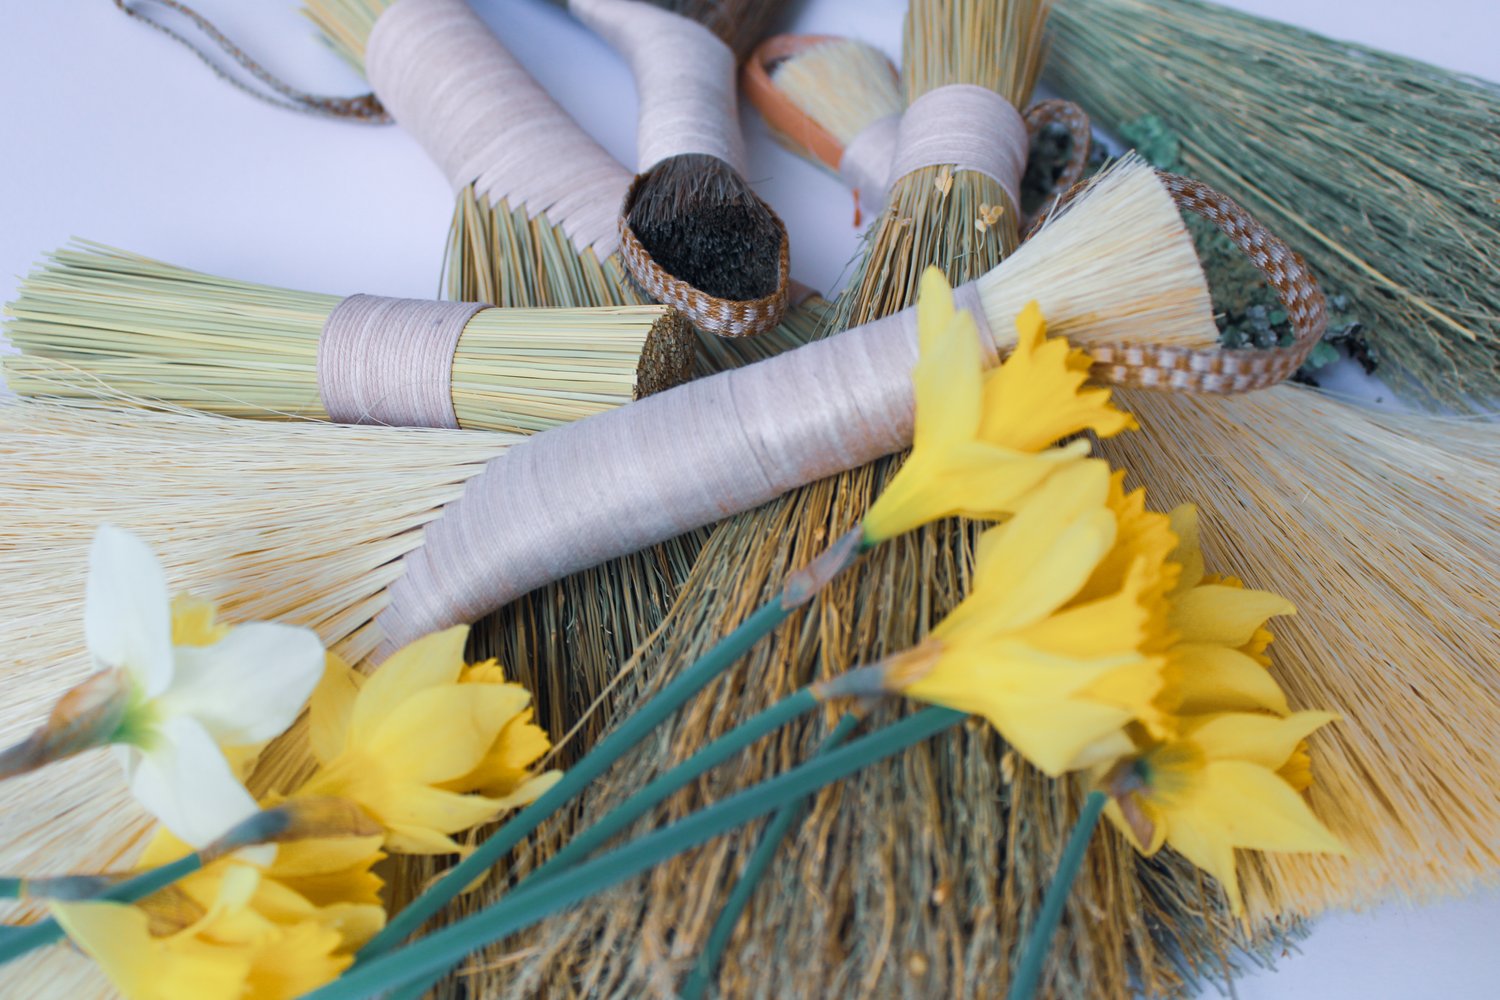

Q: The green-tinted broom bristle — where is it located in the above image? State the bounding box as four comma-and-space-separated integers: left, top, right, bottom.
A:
1046, 0, 1500, 407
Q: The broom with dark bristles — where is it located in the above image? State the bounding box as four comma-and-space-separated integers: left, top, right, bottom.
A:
484, 3, 1311, 995
555, 0, 796, 337
3, 241, 693, 432
1046, 0, 1500, 408
0, 159, 1285, 996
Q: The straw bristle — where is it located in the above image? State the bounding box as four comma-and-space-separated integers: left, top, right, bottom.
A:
771, 38, 902, 145
1047, 0, 1500, 406
491, 37, 1248, 1000
301, 0, 387, 68
1100, 386, 1500, 915
0, 398, 505, 884
2, 243, 694, 432
627, 154, 786, 303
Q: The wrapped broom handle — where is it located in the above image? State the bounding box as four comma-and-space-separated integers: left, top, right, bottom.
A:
365, 0, 628, 256
570, 0, 791, 338
743, 36, 1091, 223
570, 0, 745, 173
376, 169, 1327, 650
1083, 173, 1327, 392
317, 296, 488, 429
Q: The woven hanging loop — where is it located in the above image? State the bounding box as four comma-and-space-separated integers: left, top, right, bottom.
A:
1022, 99, 1093, 228
617, 178, 792, 338
1083, 173, 1328, 392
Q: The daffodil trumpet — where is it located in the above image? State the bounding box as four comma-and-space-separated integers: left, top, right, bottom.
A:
0, 797, 379, 965
305, 708, 963, 1000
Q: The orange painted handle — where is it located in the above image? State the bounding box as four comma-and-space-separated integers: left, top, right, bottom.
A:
742, 34, 855, 172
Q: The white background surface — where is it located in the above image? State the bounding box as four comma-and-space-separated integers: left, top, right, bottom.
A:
0, 2, 1496, 997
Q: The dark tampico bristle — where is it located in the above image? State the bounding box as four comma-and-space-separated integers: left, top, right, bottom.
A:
627, 152, 784, 303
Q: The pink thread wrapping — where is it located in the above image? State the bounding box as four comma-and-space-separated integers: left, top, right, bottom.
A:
365, 0, 629, 256
317, 295, 487, 429
570, 0, 744, 172
887, 85, 1028, 209
376, 294, 996, 652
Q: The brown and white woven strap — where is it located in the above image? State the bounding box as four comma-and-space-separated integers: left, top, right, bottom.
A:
1086, 174, 1328, 392
1022, 99, 1093, 229
317, 295, 488, 429
617, 176, 792, 339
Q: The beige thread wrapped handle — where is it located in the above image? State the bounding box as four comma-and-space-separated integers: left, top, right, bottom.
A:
1086, 172, 1329, 392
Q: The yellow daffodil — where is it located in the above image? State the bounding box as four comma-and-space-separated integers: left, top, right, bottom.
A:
1157, 506, 1296, 718
861, 269, 1136, 542
889, 460, 1162, 775
294, 627, 561, 855
51, 861, 350, 1000
138, 825, 387, 951
1098, 711, 1346, 915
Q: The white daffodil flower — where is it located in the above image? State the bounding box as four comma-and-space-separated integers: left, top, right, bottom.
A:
86, 524, 325, 847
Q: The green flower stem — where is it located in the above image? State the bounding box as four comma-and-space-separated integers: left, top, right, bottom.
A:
357, 597, 796, 962
0, 853, 201, 965
306, 708, 962, 1000
386, 687, 827, 1000
680, 711, 861, 1000
532, 688, 822, 878
1005, 789, 1107, 1000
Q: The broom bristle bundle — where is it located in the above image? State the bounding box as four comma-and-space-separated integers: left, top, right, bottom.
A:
2, 243, 695, 431
628, 154, 785, 303
1047, 0, 1500, 406
0, 398, 507, 882
770, 38, 902, 145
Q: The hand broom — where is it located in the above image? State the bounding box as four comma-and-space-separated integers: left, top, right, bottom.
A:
298, 0, 831, 762
483, 3, 1314, 995
735, 20, 1500, 922
3, 241, 692, 433
1044, 0, 1500, 409
0, 157, 1293, 995
741, 31, 1092, 226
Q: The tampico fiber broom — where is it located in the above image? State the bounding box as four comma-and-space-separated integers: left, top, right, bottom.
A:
485, 0, 1317, 992
1046, 0, 1500, 408
742, 32, 1092, 225
3, 242, 692, 432
0, 157, 1310, 997
737, 30, 1500, 920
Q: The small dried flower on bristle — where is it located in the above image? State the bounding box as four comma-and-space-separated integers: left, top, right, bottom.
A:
1000, 750, 1018, 785
934, 166, 954, 197
907, 952, 931, 976
975, 202, 1006, 234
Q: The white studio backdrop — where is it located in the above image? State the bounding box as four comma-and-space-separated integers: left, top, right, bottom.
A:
0, 2, 1495, 997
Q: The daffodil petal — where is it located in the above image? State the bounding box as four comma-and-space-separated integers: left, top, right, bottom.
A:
348, 626, 469, 745
1188, 711, 1338, 770
1167, 505, 1205, 593
159, 622, 325, 747
86, 523, 174, 696
375, 784, 507, 839
242, 919, 350, 998
1171, 584, 1295, 647
309, 654, 361, 765
1160, 800, 1246, 916
129, 714, 259, 847
911, 295, 984, 454
1194, 760, 1347, 857
51, 899, 251, 1000
1168, 644, 1291, 716
367, 683, 531, 784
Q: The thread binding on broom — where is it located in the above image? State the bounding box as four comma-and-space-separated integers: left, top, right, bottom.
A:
317, 295, 489, 429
